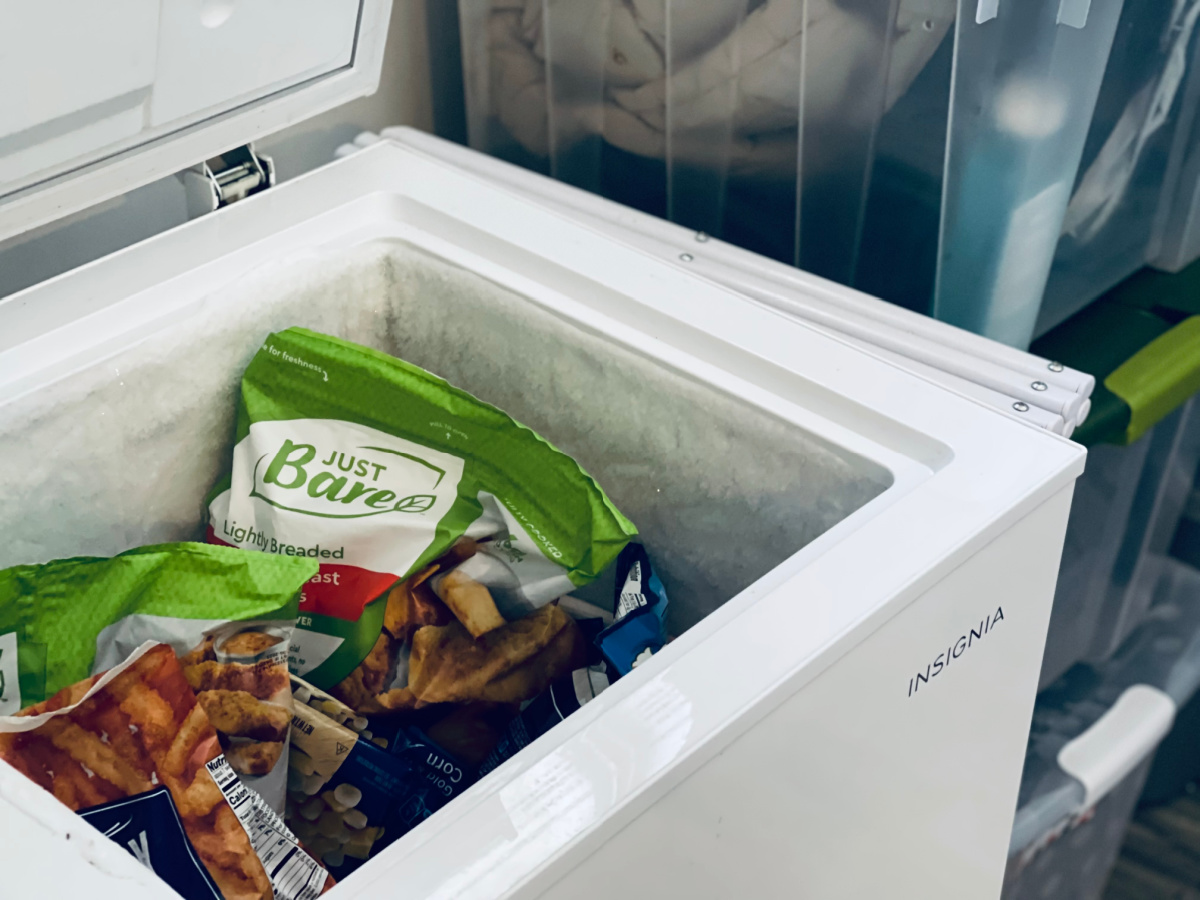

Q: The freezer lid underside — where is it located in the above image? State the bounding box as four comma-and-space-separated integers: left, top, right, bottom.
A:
0, 0, 392, 244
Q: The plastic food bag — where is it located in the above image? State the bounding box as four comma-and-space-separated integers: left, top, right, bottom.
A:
286, 677, 453, 878
478, 662, 610, 777
596, 544, 669, 675
409, 701, 522, 769
0, 542, 316, 809
388, 726, 475, 807
207, 328, 636, 712
0, 642, 328, 900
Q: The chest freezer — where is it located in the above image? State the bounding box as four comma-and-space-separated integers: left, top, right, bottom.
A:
0, 3, 1084, 899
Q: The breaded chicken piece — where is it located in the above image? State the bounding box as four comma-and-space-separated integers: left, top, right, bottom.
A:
185, 660, 290, 701
196, 689, 290, 742
329, 632, 396, 712
224, 740, 284, 775
437, 569, 506, 638
408, 604, 587, 706
220, 631, 283, 658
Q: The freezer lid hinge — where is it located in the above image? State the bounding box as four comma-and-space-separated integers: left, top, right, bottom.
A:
178, 144, 275, 217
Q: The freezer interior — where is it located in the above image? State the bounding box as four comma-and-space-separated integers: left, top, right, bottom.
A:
0, 237, 892, 639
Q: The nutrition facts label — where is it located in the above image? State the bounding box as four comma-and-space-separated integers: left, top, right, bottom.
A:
207, 756, 327, 900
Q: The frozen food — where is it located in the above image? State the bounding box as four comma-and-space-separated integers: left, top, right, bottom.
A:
286, 677, 442, 879
595, 544, 669, 676
478, 663, 610, 777
0, 542, 315, 809
0, 642, 328, 900
206, 328, 637, 712
388, 726, 476, 807
407, 603, 589, 706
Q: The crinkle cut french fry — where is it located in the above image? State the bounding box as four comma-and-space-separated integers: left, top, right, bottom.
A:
40, 718, 152, 796
175, 765, 227, 819
190, 804, 274, 900
164, 704, 217, 779
115, 681, 179, 755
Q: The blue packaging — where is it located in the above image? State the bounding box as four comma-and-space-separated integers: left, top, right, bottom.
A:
477, 663, 610, 777
287, 682, 442, 882
595, 544, 668, 676
80, 786, 222, 900
389, 726, 476, 811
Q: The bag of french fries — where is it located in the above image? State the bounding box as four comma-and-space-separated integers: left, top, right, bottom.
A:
0, 542, 316, 810
206, 328, 638, 715
0, 642, 330, 900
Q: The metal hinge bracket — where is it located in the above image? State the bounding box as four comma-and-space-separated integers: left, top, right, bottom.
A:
179, 144, 275, 217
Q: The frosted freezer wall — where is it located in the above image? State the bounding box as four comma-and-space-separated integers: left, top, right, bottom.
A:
458, 0, 1164, 349
0, 240, 891, 632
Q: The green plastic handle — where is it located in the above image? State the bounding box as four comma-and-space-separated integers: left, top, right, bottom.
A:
1105, 316, 1200, 444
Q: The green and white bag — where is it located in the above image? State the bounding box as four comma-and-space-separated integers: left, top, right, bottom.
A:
206, 328, 636, 696
0, 542, 316, 810
0, 542, 315, 707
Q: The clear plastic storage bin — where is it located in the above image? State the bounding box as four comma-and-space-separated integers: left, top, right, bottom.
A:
1005, 756, 1153, 900
1038, 0, 1200, 334
1168, 457, 1200, 571
1006, 556, 1200, 900
1155, 72, 1200, 274
458, 0, 1126, 348
1039, 397, 1200, 689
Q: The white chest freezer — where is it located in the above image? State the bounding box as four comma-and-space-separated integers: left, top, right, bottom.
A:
0, 3, 1085, 898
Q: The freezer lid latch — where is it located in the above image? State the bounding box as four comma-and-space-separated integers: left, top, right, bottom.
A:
179, 144, 276, 217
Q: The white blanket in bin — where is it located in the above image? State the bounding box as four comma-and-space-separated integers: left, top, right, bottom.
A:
483, 0, 956, 178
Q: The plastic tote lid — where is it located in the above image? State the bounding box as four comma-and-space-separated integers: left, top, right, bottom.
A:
0, 0, 392, 243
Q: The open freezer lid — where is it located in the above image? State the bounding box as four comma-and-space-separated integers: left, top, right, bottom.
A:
0, 0, 392, 243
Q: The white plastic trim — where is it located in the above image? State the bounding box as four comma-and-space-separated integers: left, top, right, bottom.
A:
1058, 0, 1091, 29
1057, 685, 1176, 810
361, 127, 1094, 436
977, 0, 1000, 24
373, 129, 1095, 403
